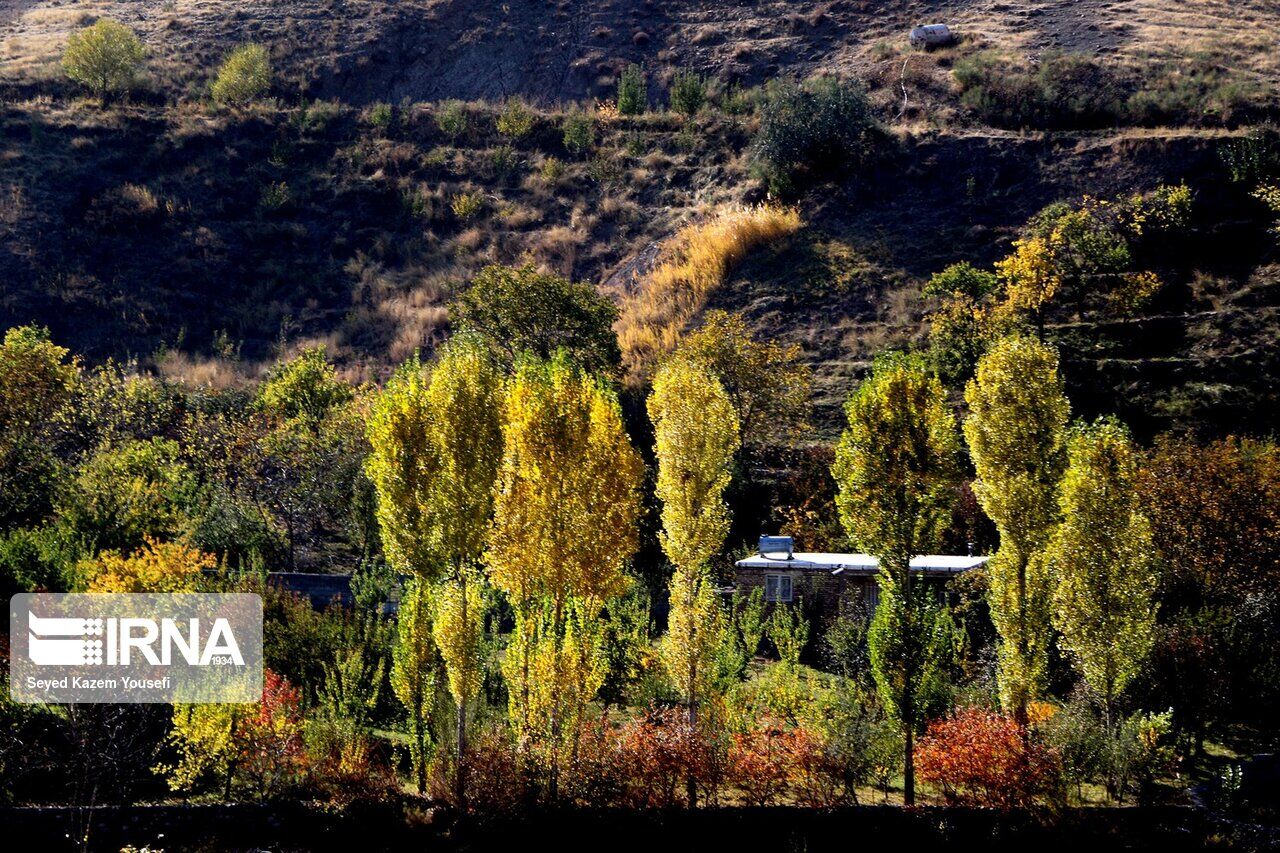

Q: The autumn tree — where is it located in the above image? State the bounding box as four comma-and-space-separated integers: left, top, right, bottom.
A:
649, 355, 740, 806
964, 335, 1069, 723
1048, 418, 1158, 725
83, 537, 214, 593
675, 311, 810, 450
450, 264, 622, 376
211, 43, 271, 107
486, 354, 644, 796
367, 337, 503, 799
0, 326, 81, 530
832, 353, 960, 805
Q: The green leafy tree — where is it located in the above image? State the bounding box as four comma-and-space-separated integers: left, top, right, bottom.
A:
211, 43, 271, 106
1048, 418, 1158, 725
562, 109, 595, 157
62, 19, 145, 103
367, 336, 503, 800
450, 264, 621, 377
496, 97, 535, 140
256, 347, 352, 427
832, 353, 960, 805
963, 335, 1069, 722
617, 64, 648, 115
670, 70, 707, 117
391, 578, 438, 792
0, 326, 81, 530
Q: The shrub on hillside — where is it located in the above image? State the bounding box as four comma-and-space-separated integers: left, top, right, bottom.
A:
562, 109, 595, 156
954, 50, 1123, 130
670, 69, 707, 117
750, 76, 876, 196
497, 97, 535, 140
436, 99, 469, 139
617, 64, 648, 115
212, 43, 271, 107
916, 707, 1061, 808
62, 18, 145, 103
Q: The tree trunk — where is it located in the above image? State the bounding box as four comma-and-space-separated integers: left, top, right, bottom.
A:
903, 724, 915, 805
456, 699, 467, 808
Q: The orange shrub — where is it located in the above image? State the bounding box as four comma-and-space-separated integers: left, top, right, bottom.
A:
615, 706, 727, 808
916, 707, 1061, 808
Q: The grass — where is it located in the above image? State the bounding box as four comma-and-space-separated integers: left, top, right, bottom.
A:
616, 204, 802, 382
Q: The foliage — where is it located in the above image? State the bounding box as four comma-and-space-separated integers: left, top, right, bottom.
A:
211, 44, 271, 106
617, 706, 727, 808
617, 64, 648, 116
496, 97, 535, 140
964, 336, 1070, 719
916, 707, 1061, 808
750, 76, 876, 195
58, 437, 193, 556
1049, 418, 1158, 716
391, 578, 438, 792
62, 19, 145, 102
649, 356, 740, 573
83, 536, 213, 593
0, 326, 80, 530
671, 311, 811, 450
487, 355, 643, 788
617, 206, 802, 382
256, 347, 351, 427
436, 100, 469, 139
832, 352, 960, 804
562, 109, 595, 156
670, 70, 708, 117
451, 264, 622, 376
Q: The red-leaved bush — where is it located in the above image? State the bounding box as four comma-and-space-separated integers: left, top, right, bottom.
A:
916, 707, 1061, 808
615, 706, 727, 807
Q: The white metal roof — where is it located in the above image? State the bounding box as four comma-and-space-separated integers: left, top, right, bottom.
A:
735, 552, 987, 574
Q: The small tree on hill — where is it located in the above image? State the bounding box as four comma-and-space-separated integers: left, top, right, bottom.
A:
212, 43, 271, 107
62, 19, 145, 104
617, 64, 648, 115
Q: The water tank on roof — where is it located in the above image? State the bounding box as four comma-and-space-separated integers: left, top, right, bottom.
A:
758, 535, 794, 560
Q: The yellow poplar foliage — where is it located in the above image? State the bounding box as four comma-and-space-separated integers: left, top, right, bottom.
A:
366, 336, 503, 578
661, 565, 724, 712
432, 569, 486, 708
487, 355, 644, 610
162, 703, 239, 791
649, 356, 740, 573
85, 537, 213, 593
616, 204, 801, 383
1048, 418, 1158, 710
964, 335, 1070, 716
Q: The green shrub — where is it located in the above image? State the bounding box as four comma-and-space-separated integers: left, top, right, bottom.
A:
211, 43, 271, 107
617, 64, 648, 116
436, 99, 469, 139
496, 97, 535, 140
953, 50, 1123, 129
365, 102, 393, 131
61, 18, 145, 103
489, 144, 519, 181
539, 156, 566, 183
750, 76, 876, 195
450, 190, 484, 220
259, 181, 291, 212
669, 69, 707, 117
562, 109, 595, 157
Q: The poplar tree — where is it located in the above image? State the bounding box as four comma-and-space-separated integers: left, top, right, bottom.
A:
367, 336, 503, 801
486, 354, 643, 797
1048, 417, 1158, 726
391, 578, 437, 792
964, 335, 1069, 723
832, 353, 959, 805
648, 355, 740, 806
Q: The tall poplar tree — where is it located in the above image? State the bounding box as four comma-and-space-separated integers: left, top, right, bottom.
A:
1048, 417, 1158, 726
963, 335, 1069, 723
832, 353, 959, 805
367, 336, 503, 801
648, 355, 740, 807
486, 354, 644, 797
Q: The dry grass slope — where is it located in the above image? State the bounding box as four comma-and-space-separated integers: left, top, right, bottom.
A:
617, 204, 801, 382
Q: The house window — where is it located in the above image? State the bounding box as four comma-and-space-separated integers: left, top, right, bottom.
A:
863, 583, 879, 611
765, 574, 793, 603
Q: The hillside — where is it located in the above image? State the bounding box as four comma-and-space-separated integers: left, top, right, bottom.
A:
2, 0, 1279, 440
